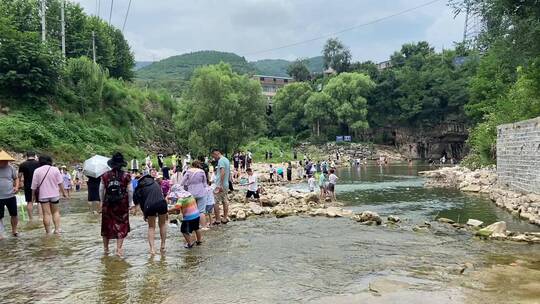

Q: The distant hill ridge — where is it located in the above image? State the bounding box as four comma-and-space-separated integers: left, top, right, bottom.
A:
136, 50, 324, 80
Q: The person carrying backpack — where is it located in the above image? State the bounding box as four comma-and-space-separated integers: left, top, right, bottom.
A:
99, 152, 133, 257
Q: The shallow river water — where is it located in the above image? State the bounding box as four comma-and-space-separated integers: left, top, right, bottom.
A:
1, 164, 539, 304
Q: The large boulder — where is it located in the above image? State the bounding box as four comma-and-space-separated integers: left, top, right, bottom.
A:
476, 221, 507, 238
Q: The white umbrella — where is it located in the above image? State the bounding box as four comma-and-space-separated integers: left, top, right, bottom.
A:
83, 155, 111, 178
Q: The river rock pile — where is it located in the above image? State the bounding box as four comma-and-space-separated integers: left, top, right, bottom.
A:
489, 189, 540, 226
224, 184, 393, 226
421, 166, 540, 227
420, 166, 497, 193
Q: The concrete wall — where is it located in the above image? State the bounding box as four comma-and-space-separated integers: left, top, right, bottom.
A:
497, 117, 540, 194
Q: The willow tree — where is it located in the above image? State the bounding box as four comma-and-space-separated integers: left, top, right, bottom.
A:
176, 63, 266, 155
323, 72, 374, 136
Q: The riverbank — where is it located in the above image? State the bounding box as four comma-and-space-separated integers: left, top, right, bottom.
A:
420, 166, 540, 240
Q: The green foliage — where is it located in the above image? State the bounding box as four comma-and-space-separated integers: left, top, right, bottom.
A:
241, 137, 298, 163
62, 57, 106, 114
452, 0, 540, 164
367, 42, 477, 128
323, 72, 374, 134
137, 51, 256, 81
272, 82, 313, 135
250, 56, 324, 77
0, 0, 135, 80
323, 38, 351, 73
176, 63, 266, 155
467, 61, 540, 166
0, 17, 63, 97
250, 59, 291, 77
286, 59, 311, 81
304, 91, 333, 137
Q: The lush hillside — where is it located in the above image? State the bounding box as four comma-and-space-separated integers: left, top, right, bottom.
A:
137, 52, 326, 81
0, 0, 179, 162
137, 50, 257, 80
250, 59, 291, 77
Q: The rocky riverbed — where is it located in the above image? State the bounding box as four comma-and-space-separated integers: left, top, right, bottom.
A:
421, 166, 540, 243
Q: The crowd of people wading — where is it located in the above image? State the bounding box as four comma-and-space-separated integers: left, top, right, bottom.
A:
0, 148, 339, 257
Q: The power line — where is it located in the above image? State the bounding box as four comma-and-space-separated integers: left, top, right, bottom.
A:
122, 0, 132, 32
108, 0, 114, 25
244, 0, 443, 56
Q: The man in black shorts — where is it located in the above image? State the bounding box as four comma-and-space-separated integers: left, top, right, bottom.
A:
18, 152, 41, 220
0, 151, 19, 238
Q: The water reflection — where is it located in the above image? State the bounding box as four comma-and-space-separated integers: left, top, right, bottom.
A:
98, 257, 131, 304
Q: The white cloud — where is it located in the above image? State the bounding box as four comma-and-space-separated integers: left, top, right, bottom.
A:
74, 0, 466, 62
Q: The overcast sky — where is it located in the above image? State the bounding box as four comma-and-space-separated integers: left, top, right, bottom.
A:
74, 0, 465, 62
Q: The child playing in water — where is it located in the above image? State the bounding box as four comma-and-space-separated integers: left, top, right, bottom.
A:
61, 166, 72, 199
167, 184, 202, 248
308, 175, 316, 192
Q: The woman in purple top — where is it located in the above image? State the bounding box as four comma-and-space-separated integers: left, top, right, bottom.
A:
181, 160, 208, 229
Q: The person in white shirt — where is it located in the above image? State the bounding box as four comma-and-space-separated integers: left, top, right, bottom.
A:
244, 168, 260, 205
308, 175, 316, 192
328, 169, 339, 201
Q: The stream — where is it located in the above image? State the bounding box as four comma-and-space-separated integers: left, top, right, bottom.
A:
0, 164, 539, 303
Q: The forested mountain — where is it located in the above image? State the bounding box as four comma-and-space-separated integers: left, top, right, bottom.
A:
251, 56, 325, 77
136, 52, 325, 80
137, 51, 257, 80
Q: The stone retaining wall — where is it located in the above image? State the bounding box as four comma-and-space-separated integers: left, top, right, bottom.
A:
497, 117, 540, 194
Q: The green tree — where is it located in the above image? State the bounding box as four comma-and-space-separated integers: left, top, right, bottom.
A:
322, 38, 351, 73
62, 56, 106, 115
322, 72, 374, 135
177, 63, 266, 154
272, 82, 312, 135
305, 92, 333, 137
287, 59, 310, 81
0, 17, 62, 97
109, 28, 135, 80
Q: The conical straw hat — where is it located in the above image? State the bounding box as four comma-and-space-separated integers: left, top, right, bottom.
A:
0, 150, 15, 161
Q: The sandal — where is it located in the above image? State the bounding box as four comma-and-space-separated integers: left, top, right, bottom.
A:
221, 219, 229, 224
212, 222, 221, 226
195, 241, 203, 246
184, 243, 194, 249
12, 232, 19, 237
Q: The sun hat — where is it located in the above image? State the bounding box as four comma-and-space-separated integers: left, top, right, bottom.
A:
0, 150, 15, 161
107, 152, 127, 168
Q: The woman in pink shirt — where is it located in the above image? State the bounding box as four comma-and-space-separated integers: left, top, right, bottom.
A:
31, 155, 66, 235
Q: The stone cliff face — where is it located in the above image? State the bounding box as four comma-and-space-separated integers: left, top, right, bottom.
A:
362, 123, 468, 160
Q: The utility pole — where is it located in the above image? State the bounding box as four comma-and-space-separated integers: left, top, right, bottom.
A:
108, 0, 114, 25
92, 31, 97, 63
40, 0, 46, 42
61, 0, 66, 58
